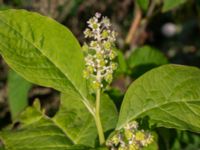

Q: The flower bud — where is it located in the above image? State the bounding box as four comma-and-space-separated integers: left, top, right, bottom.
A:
82, 43, 89, 52
105, 73, 113, 83
135, 131, 145, 141
91, 80, 101, 89
109, 51, 117, 60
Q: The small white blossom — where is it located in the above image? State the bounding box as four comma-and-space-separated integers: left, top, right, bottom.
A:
82, 13, 117, 90
95, 12, 101, 18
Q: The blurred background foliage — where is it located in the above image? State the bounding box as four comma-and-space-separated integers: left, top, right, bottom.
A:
0, 0, 200, 149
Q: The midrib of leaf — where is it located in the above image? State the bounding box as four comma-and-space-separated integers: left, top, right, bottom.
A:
0, 17, 94, 116
119, 99, 200, 129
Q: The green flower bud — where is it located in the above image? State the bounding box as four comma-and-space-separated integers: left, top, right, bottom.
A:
118, 146, 126, 150
102, 30, 109, 38
119, 146, 128, 150
124, 129, 133, 140
89, 18, 95, 23
109, 51, 117, 60
135, 131, 145, 141
99, 59, 105, 67
104, 41, 111, 50
87, 66, 94, 73
83, 70, 90, 79
111, 62, 118, 70
129, 143, 139, 150
111, 134, 120, 146
92, 23, 98, 29
105, 73, 113, 83
82, 44, 89, 52
90, 41, 98, 47
118, 147, 124, 150
129, 144, 138, 150
84, 28, 92, 37
102, 17, 110, 27
96, 52, 103, 59
91, 80, 101, 89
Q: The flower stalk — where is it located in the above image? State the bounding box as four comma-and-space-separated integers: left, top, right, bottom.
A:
82, 12, 117, 145
95, 88, 105, 145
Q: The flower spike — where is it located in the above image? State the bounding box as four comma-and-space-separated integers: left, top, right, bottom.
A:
83, 12, 118, 90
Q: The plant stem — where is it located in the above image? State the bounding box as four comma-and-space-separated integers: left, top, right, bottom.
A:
95, 88, 105, 145
125, 4, 142, 44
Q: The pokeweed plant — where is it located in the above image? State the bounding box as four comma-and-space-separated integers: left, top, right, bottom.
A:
0, 9, 200, 150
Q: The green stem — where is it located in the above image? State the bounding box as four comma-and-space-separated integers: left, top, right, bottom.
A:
95, 88, 105, 145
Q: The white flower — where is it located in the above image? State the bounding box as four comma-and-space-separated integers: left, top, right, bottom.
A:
95, 12, 101, 18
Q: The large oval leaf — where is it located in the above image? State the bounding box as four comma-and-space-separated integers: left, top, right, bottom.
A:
0, 9, 92, 111
117, 64, 200, 132
0, 9, 95, 116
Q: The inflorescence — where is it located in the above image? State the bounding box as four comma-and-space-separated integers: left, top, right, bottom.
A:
83, 12, 118, 90
106, 121, 154, 150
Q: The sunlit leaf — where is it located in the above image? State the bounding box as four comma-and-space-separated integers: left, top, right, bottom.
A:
117, 64, 200, 133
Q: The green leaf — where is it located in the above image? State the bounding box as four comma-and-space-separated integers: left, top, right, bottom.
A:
128, 46, 168, 78
0, 146, 5, 150
8, 69, 32, 120
117, 64, 200, 133
0, 8, 87, 96
0, 101, 88, 150
0, 9, 93, 113
128, 46, 168, 70
115, 50, 127, 76
162, 0, 186, 12
53, 92, 118, 147
0, 5, 11, 11
136, 0, 149, 11
171, 131, 200, 150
